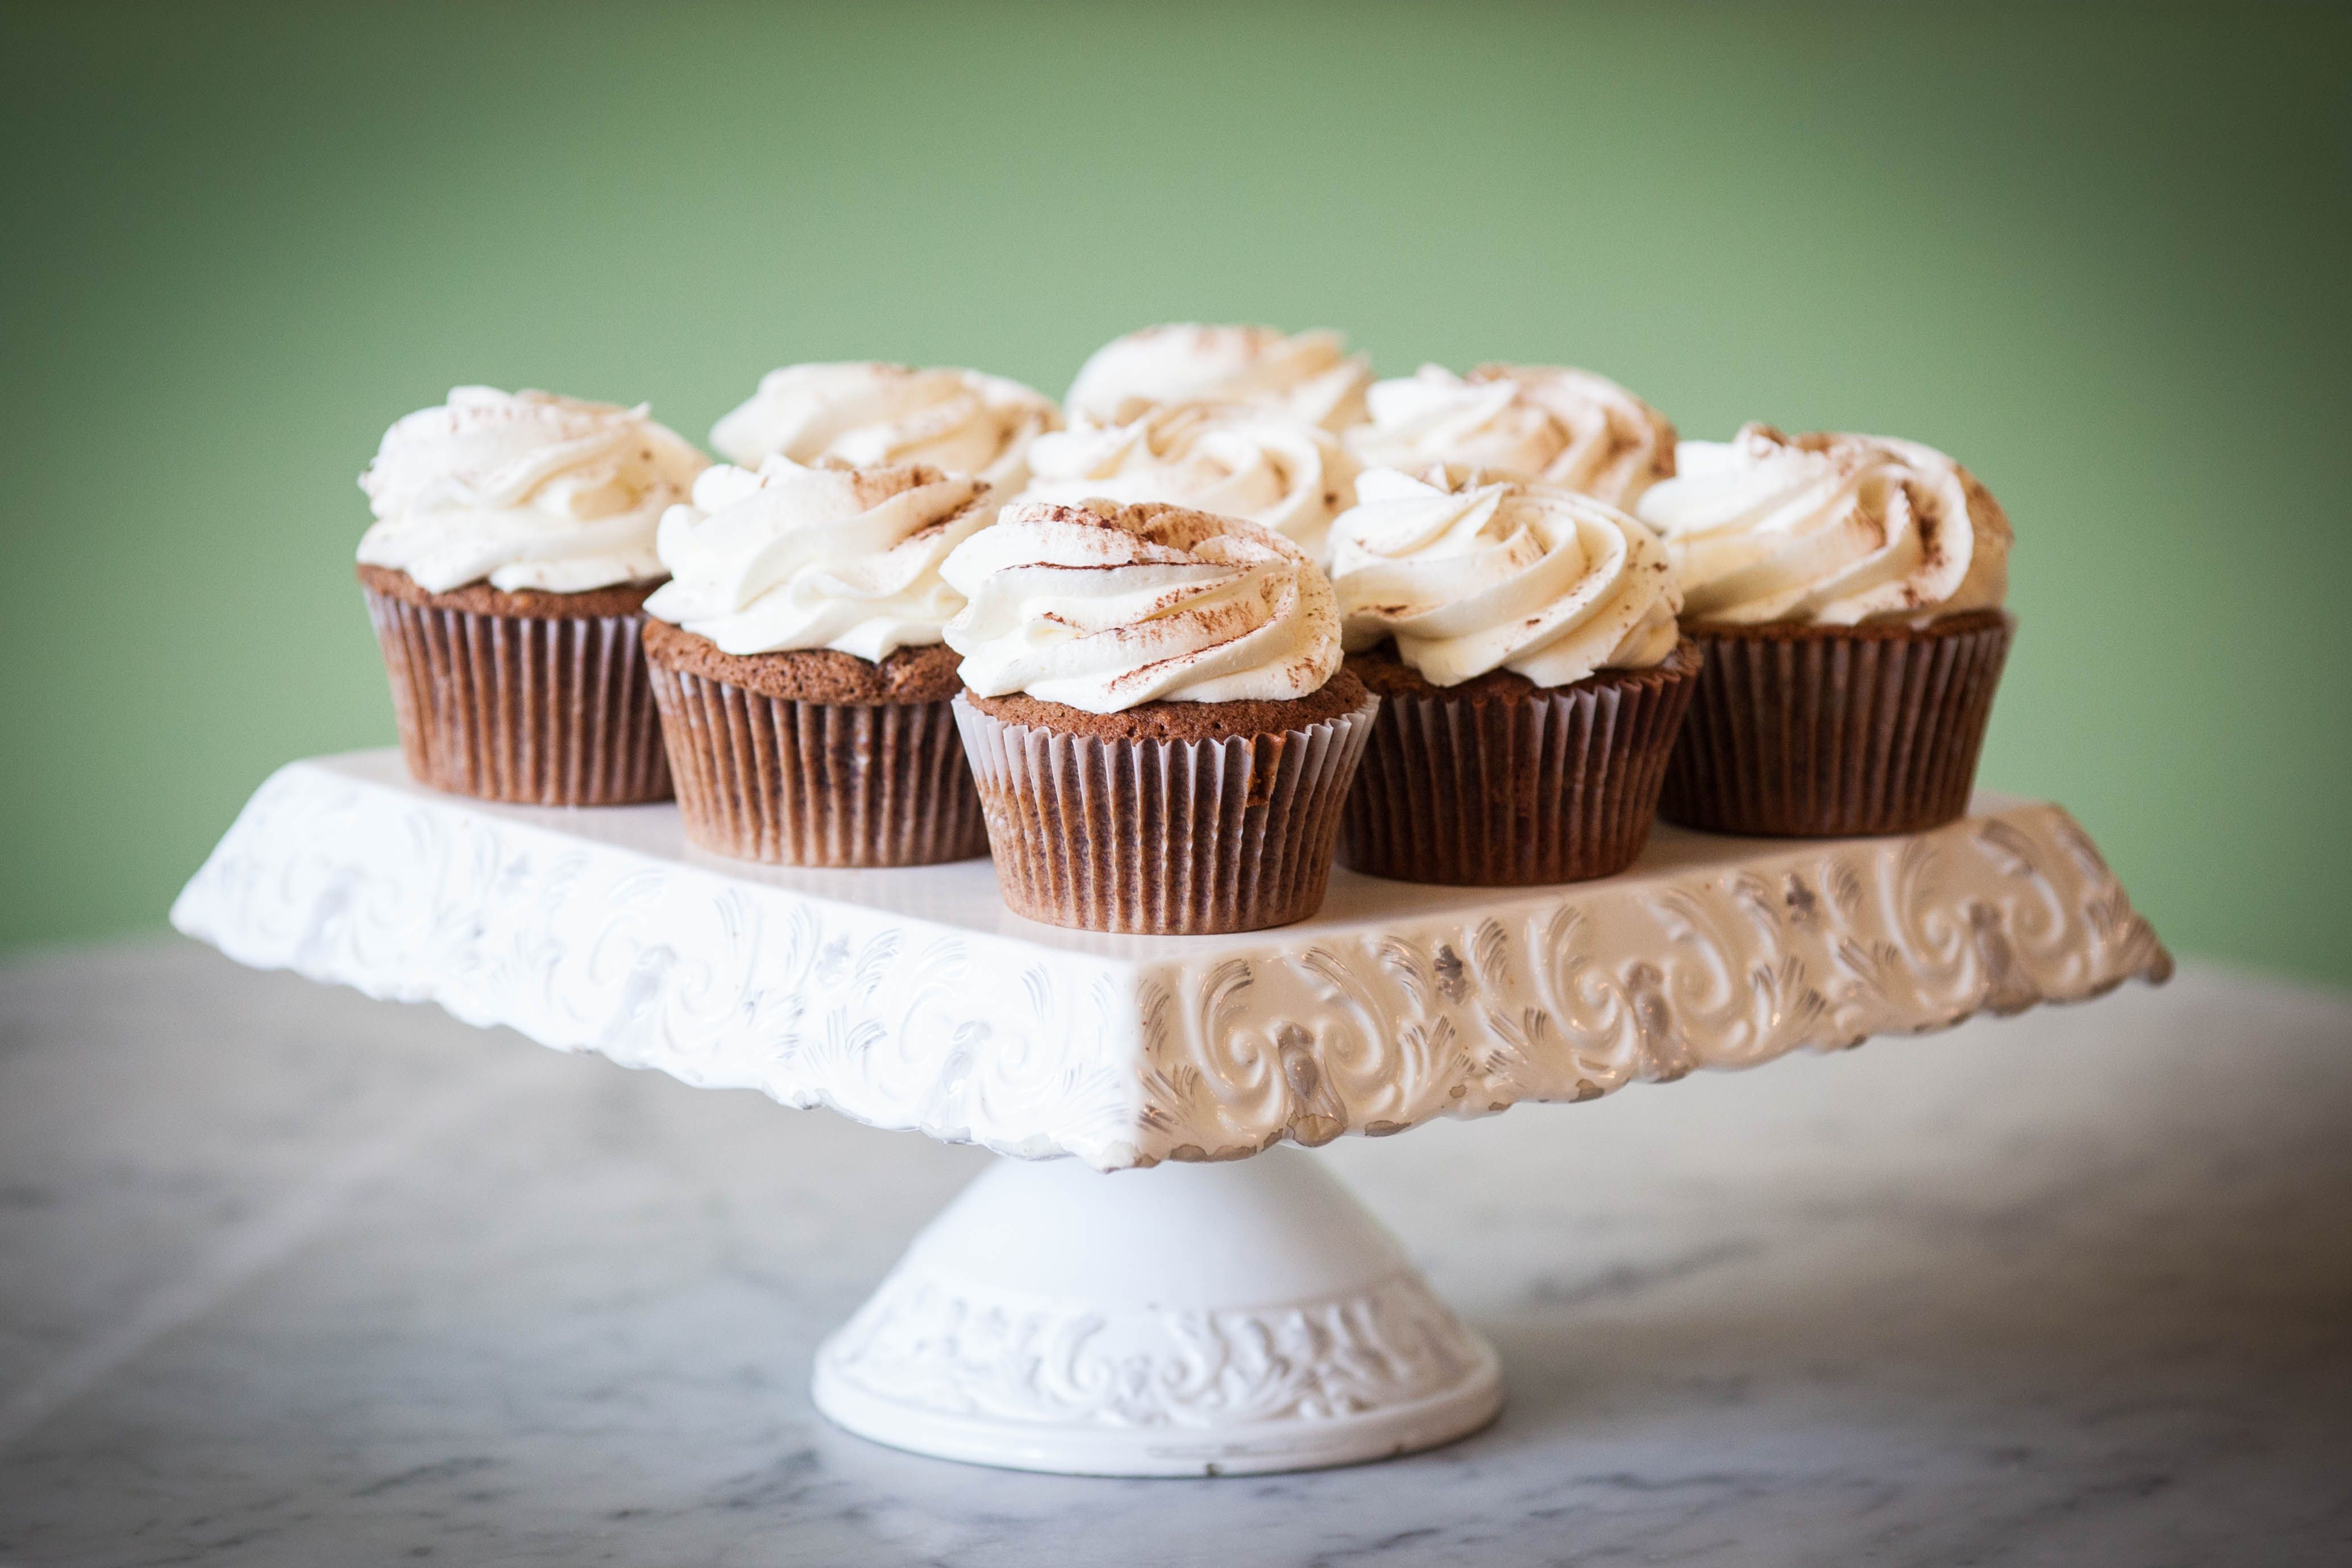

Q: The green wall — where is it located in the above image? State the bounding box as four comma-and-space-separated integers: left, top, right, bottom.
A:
3, 3, 2346, 984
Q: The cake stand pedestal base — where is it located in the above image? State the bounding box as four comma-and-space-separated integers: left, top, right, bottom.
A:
811, 1148, 1503, 1476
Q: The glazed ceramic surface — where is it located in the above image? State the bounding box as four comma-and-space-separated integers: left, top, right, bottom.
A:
810, 1150, 1503, 1475
172, 752, 2171, 1172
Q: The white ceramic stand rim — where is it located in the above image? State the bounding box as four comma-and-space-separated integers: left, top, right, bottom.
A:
810, 1148, 1502, 1476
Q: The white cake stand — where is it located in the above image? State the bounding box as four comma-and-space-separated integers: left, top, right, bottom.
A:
172, 751, 2170, 1477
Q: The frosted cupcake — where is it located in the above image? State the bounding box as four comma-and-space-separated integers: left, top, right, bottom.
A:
941, 501, 1376, 934
1347, 364, 1676, 509
356, 386, 707, 804
1017, 401, 1357, 564
1636, 423, 2015, 836
709, 361, 1060, 513
1065, 324, 1372, 432
641, 457, 994, 865
1331, 467, 1699, 884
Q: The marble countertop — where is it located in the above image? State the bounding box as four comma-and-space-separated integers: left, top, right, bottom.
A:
1, 940, 2345, 1566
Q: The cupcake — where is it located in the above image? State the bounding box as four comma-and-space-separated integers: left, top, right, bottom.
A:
940, 500, 1376, 934
1346, 363, 1676, 509
355, 386, 707, 805
1636, 423, 2016, 837
1017, 401, 1357, 564
640, 457, 994, 866
1329, 466, 1699, 885
708, 361, 1059, 516
1065, 324, 1372, 432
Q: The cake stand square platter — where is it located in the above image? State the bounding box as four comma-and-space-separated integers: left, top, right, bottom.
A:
171, 750, 2171, 1477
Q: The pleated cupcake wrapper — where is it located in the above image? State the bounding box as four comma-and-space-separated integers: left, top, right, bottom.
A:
1339, 656, 1701, 887
952, 693, 1378, 935
363, 590, 671, 806
1659, 614, 2014, 837
647, 664, 987, 867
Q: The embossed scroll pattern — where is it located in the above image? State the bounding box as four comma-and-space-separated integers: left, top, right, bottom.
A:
1132, 810, 2172, 1162
172, 758, 1150, 1164
817, 1269, 1487, 1430
176, 754, 2170, 1170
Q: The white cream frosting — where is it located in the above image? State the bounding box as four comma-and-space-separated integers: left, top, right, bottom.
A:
1064, 325, 1372, 432
1329, 466, 1681, 688
642, 458, 988, 660
708, 362, 1060, 502
1016, 403, 1358, 564
941, 501, 1343, 713
1635, 423, 2012, 626
356, 386, 707, 593
1347, 364, 1676, 509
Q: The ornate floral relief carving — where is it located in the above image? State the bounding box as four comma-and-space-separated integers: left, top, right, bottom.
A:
172, 759, 1133, 1166
1136, 804, 2170, 1167
816, 1268, 1486, 1429
177, 759, 2169, 1172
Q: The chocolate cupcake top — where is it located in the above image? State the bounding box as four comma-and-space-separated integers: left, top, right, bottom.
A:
1329, 465, 1681, 688
1345, 364, 1676, 509
1635, 423, 2012, 626
642, 457, 990, 660
356, 386, 707, 593
709, 362, 1059, 504
1017, 402, 1357, 565
1065, 324, 1371, 432
941, 500, 1342, 713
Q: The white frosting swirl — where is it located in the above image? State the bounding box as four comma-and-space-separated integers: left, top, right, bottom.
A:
1065, 325, 1371, 432
941, 501, 1342, 713
642, 458, 987, 659
1330, 467, 1681, 688
356, 386, 707, 593
1017, 403, 1358, 564
1635, 423, 2012, 626
708, 362, 1060, 501
1347, 364, 1675, 508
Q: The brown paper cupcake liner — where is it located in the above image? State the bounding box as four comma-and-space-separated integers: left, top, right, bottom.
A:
1659, 610, 2014, 837
1339, 644, 1702, 885
953, 692, 1378, 934
647, 664, 987, 866
363, 589, 671, 805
